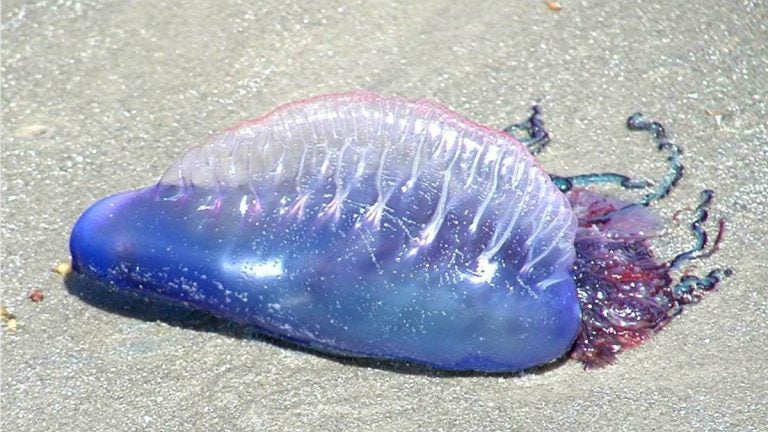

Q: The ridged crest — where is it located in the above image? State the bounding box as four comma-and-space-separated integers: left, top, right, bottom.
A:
160, 91, 577, 291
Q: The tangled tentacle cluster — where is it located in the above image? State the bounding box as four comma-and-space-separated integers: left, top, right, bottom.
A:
567, 188, 728, 367
508, 108, 730, 367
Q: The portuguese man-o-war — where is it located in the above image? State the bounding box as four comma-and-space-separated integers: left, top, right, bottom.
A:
68, 91, 730, 372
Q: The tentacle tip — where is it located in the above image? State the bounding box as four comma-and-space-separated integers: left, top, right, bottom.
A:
627, 112, 646, 129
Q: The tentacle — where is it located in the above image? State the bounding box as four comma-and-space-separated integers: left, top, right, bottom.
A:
672, 268, 732, 306
549, 112, 689, 194
503, 105, 550, 155
550, 173, 649, 193
668, 190, 724, 269
626, 113, 684, 206
666, 189, 732, 305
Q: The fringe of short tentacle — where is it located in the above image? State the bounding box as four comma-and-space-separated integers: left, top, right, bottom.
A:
506, 108, 731, 367
566, 186, 730, 367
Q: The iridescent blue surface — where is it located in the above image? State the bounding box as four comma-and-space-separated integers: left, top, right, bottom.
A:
70, 92, 581, 372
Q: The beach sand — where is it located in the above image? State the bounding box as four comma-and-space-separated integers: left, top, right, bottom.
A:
2, 1, 766, 430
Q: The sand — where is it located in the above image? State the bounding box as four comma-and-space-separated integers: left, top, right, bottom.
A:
2, 1, 766, 430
